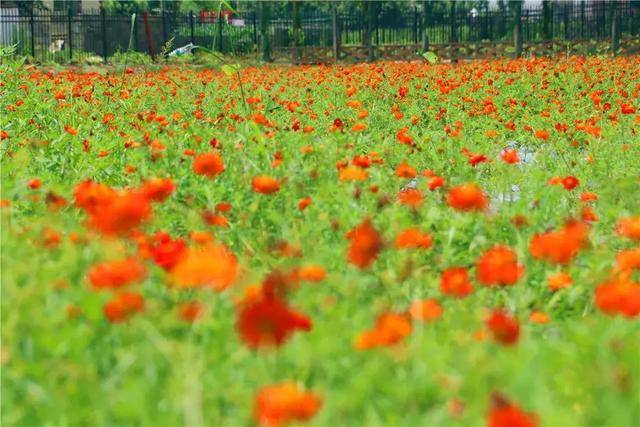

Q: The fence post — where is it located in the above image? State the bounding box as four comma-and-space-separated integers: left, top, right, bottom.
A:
563, 3, 569, 40
332, 3, 339, 61
217, 10, 223, 52
101, 6, 107, 63
292, 0, 300, 64
252, 11, 258, 47
542, 0, 552, 40
449, 1, 457, 61
162, 9, 167, 47
260, 2, 271, 62
68, 8, 73, 61
189, 11, 195, 45
422, 1, 431, 52
611, 1, 619, 55
365, 2, 374, 62
29, 6, 35, 58
413, 6, 418, 44
513, 1, 522, 58
143, 11, 155, 59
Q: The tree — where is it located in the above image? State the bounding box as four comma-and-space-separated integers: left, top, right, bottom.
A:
11, 0, 47, 15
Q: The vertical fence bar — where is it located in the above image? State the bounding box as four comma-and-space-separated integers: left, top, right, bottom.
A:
611, 1, 619, 55
413, 6, 418, 44
68, 8, 73, 61
189, 11, 195, 44
29, 7, 35, 58
252, 11, 257, 47
332, 3, 339, 61
217, 10, 223, 52
101, 6, 107, 63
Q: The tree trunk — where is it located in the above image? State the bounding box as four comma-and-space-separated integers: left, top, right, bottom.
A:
260, 2, 271, 62
514, 0, 522, 58
542, 0, 552, 40
421, 1, 432, 52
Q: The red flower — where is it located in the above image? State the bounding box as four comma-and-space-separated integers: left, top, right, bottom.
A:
561, 176, 579, 190
103, 292, 145, 323
476, 245, 524, 287
87, 190, 152, 236
193, 152, 225, 178
354, 312, 412, 350
141, 178, 175, 202
253, 382, 322, 426
447, 183, 488, 212
345, 219, 383, 269
595, 273, 640, 318
236, 294, 312, 349
485, 310, 520, 346
252, 176, 281, 194
88, 257, 146, 290
530, 220, 589, 264
440, 267, 474, 298
487, 393, 538, 427
500, 149, 520, 164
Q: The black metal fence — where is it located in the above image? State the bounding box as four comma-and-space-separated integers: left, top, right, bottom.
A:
1, 1, 638, 63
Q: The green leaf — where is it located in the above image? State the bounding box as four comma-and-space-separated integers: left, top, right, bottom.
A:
221, 64, 237, 76
422, 51, 438, 64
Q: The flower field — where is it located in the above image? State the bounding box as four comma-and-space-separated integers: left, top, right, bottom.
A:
1, 56, 639, 426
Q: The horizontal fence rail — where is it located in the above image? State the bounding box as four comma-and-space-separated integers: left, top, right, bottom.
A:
1, 1, 639, 64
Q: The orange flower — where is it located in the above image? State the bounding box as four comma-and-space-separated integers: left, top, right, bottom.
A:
428, 175, 445, 191
296, 265, 326, 283
534, 129, 549, 141
141, 178, 175, 202
87, 190, 152, 236
202, 211, 230, 227
298, 197, 312, 211
397, 188, 424, 207
546, 271, 572, 291
595, 273, 640, 318
440, 267, 474, 298
485, 309, 520, 346
616, 248, 640, 271
169, 243, 238, 291
580, 192, 598, 203
193, 152, 225, 178
339, 166, 368, 181
394, 228, 433, 250
395, 161, 416, 178
580, 206, 598, 223
487, 393, 538, 427
103, 292, 145, 323
253, 382, 322, 426
177, 301, 205, 322
616, 216, 640, 240
409, 299, 443, 322
88, 257, 146, 290
447, 183, 488, 212
355, 312, 412, 350
529, 311, 550, 324
252, 175, 281, 194
74, 180, 116, 214
476, 245, 524, 287
351, 122, 367, 132
345, 219, 383, 269
529, 220, 589, 264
